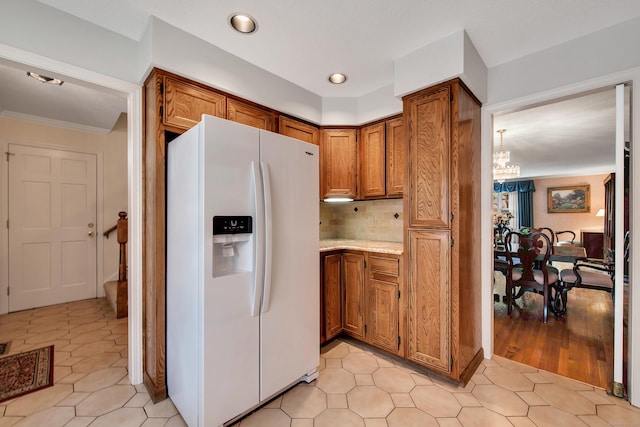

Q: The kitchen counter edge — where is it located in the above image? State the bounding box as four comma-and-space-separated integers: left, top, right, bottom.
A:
319, 239, 404, 255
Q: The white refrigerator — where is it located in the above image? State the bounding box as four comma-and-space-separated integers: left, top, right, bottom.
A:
166, 115, 319, 427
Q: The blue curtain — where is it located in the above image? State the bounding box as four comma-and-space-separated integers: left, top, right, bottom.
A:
494, 180, 535, 227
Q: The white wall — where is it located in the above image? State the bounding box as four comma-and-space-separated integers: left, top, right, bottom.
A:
1, 1, 139, 83
488, 17, 640, 105
533, 174, 609, 238
0, 114, 128, 310
394, 30, 488, 102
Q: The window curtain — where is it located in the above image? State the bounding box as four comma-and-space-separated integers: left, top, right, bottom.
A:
494, 180, 535, 228
508, 192, 520, 231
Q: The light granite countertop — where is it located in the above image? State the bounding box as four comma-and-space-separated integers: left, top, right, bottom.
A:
320, 239, 404, 255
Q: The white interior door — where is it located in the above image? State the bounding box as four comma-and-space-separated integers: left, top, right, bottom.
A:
8, 144, 97, 311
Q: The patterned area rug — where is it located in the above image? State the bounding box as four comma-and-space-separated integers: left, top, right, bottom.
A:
0, 345, 54, 403
0, 342, 10, 355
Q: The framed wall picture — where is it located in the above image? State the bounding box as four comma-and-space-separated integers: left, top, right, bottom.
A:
547, 185, 591, 213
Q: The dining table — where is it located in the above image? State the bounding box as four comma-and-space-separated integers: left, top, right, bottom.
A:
494, 243, 587, 263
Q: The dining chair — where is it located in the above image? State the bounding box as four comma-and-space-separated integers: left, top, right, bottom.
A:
559, 230, 630, 310
504, 229, 559, 323
531, 227, 556, 254
529, 227, 558, 270
555, 230, 579, 246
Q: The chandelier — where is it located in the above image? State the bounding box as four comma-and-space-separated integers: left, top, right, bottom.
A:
493, 129, 520, 183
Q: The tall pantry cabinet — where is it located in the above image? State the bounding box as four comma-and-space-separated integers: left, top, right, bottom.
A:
403, 78, 483, 384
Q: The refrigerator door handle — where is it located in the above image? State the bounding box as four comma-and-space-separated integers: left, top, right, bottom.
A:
251, 161, 265, 317
260, 161, 273, 313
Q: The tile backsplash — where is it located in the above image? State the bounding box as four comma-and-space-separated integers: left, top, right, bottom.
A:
320, 199, 403, 242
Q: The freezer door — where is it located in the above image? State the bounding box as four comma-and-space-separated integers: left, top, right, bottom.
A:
201, 116, 262, 425
259, 131, 320, 400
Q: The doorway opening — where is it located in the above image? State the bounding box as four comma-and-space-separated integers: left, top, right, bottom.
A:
490, 86, 630, 389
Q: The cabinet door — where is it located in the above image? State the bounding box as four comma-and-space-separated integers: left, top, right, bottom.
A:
368, 279, 399, 352
227, 98, 274, 131
321, 129, 358, 199
279, 116, 319, 146
385, 117, 405, 197
406, 87, 450, 228
408, 230, 450, 372
323, 254, 342, 341
359, 122, 386, 199
342, 253, 365, 339
164, 76, 226, 130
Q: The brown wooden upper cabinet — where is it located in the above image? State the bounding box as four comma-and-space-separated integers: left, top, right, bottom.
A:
321, 128, 358, 199
406, 87, 450, 228
227, 98, 275, 131
359, 122, 386, 199
358, 117, 404, 199
163, 76, 226, 130
279, 116, 319, 146
385, 117, 405, 197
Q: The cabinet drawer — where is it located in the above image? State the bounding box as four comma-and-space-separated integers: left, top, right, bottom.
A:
369, 255, 399, 277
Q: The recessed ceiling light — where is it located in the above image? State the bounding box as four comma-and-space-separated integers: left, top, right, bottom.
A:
26, 72, 64, 86
328, 73, 347, 84
229, 13, 257, 34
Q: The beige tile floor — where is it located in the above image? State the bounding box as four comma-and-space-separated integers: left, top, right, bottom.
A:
3, 298, 640, 427
0, 298, 185, 427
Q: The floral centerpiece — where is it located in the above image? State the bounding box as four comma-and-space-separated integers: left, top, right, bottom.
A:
493, 210, 514, 247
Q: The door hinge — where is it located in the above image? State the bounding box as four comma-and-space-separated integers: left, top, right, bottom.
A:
397, 290, 401, 299
364, 260, 367, 269
159, 105, 164, 118
159, 81, 164, 94
397, 336, 401, 346
5, 151, 15, 162
451, 355, 454, 367
450, 93, 454, 103
7, 287, 9, 296
450, 237, 454, 247
6, 219, 8, 229
364, 324, 367, 334
450, 212, 454, 222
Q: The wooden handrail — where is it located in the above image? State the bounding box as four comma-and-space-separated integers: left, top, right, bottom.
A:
117, 211, 128, 282
103, 224, 118, 238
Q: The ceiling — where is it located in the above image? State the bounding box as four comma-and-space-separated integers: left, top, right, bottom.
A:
493, 88, 627, 180
34, 0, 640, 98
1, 1, 637, 176
0, 60, 127, 134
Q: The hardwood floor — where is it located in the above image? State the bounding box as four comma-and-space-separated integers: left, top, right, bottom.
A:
494, 274, 614, 389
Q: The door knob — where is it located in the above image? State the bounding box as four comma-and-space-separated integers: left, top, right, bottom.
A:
88, 231, 95, 237
88, 222, 94, 228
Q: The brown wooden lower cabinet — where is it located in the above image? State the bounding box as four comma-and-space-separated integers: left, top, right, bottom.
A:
342, 253, 366, 339
320, 251, 401, 355
407, 229, 451, 372
368, 253, 401, 353
322, 252, 342, 342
